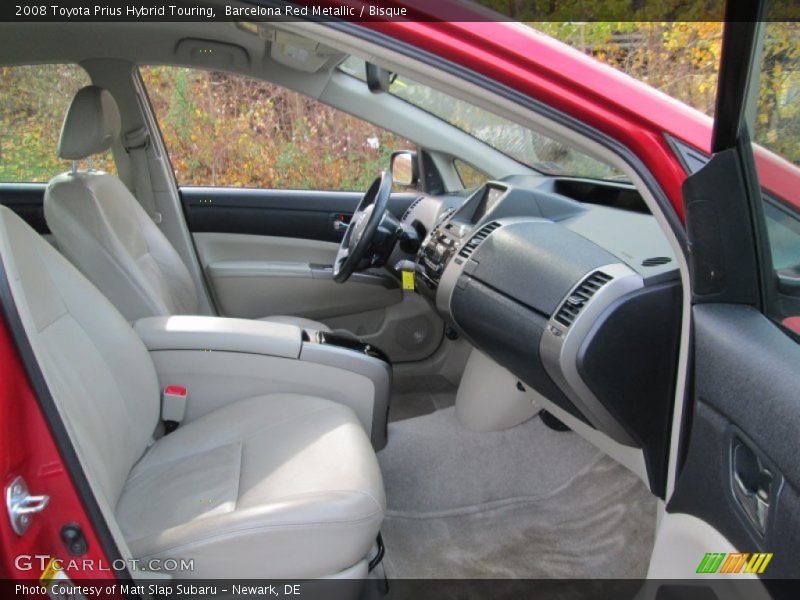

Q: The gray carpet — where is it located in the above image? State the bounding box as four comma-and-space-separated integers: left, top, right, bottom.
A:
380, 407, 602, 513
378, 407, 657, 578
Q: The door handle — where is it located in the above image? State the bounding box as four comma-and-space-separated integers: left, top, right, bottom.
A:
731, 440, 774, 536
331, 213, 351, 232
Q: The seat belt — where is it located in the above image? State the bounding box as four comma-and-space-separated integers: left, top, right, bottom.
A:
124, 126, 162, 224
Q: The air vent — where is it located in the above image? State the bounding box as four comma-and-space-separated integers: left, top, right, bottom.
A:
642, 256, 672, 267
401, 196, 424, 221
554, 271, 613, 328
457, 221, 501, 259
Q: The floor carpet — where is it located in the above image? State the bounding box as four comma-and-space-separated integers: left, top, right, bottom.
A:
377, 407, 657, 579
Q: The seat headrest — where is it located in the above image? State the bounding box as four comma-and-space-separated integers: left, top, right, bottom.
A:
58, 86, 121, 160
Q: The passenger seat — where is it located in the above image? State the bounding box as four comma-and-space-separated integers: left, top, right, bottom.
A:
0, 205, 385, 579
44, 85, 331, 334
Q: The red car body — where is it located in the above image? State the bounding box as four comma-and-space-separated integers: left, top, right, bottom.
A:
2, 1, 799, 584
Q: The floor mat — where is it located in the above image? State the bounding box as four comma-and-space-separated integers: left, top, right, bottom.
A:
378, 408, 657, 578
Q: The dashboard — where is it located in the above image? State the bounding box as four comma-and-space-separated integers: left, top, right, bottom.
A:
401, 174, 682, 497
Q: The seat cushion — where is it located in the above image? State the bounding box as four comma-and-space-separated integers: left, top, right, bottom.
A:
116, 393, 385, 579
259, 314, 331, 334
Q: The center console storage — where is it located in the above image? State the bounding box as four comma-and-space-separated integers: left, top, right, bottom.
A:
134, 316, 391, 449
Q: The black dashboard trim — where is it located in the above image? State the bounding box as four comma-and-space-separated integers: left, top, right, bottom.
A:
577, 281, 683, 498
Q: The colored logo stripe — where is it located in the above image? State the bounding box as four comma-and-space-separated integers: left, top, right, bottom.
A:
745, 553, 773, 574
697, 552, 773, 574
720, 553, 748, 573
697, 553, 725, 573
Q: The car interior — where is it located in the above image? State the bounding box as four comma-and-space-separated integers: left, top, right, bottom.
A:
1, 15, 725, 586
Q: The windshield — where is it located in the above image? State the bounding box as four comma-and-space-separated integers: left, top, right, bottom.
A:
339, 57, 627, 182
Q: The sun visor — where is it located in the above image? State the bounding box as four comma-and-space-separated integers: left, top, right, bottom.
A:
270, 31, 343, 72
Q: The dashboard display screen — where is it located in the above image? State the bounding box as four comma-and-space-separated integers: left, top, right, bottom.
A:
472, 185, 505, 223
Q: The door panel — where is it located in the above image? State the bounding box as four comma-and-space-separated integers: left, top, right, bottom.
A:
194, 232, 342, 318
196, 232, 402, 320
668, 304, 800, 580
181, 186, 418, 243
195, 231, 340, 265
185, 188, 444, 362
183, 187, 414, 321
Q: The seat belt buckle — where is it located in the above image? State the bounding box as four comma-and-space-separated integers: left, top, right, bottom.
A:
162, 385, 187, 433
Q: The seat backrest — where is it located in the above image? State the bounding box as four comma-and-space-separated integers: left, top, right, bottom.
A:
0, 205, 160, 507
44, 86, 198, 321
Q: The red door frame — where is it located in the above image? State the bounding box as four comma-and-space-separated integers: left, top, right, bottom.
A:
0, 309, 118, 584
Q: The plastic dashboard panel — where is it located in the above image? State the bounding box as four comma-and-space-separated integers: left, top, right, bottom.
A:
442, 217, 682, 496
460, 220, 620, 315
448, 218, 623, 426
450, 274, 591, 424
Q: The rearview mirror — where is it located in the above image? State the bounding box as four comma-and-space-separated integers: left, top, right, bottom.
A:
390, 151, 418, 187
366, 62, 394, 93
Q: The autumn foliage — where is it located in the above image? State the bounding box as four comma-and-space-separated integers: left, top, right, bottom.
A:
0, 65, 116, 182
140, 66, 411, 190
535, 22, 799, 164
1, 22, 797, 187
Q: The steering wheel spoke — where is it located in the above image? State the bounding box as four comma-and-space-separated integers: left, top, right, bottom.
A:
332, 172, 393, 283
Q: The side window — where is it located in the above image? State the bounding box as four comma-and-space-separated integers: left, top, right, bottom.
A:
454, 159, 489, 189
0, 64, 115, 182
139, 66, 412, 191
763, 197, 800, 276
751, 22, 800, 331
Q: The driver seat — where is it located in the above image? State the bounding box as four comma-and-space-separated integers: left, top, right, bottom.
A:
44, 86, 330, 333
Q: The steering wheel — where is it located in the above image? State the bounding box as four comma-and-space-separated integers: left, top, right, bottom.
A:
333, 171, 393, 283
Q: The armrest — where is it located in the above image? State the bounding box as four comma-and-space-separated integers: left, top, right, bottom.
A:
207, 261, 311, 278
134, 315, 302, 358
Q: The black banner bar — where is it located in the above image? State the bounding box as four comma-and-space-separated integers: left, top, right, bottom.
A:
4, 578, 800, 600
1, 0, 799, 23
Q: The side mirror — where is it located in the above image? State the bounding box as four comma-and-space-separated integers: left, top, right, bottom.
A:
390, 151, 418, 188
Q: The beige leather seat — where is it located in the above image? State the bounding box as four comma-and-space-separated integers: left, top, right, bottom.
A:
44, 86, 330, 333
0, 205, 384, 578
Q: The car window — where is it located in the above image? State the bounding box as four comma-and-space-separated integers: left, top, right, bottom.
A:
763, 197, 800, 275
339, 57, 627, 182
751, 21, 800, 330
138, 66, 412, 191
454, 159, 489, 189
0, 64, 115, 182
752, 22, 800, 272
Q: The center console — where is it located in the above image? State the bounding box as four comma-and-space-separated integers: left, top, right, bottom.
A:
416, 215, 463, 293
417, 183, 510, 300
134, 316, 392, 449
